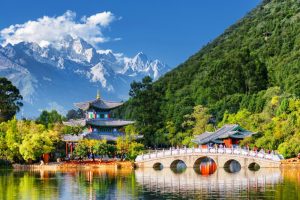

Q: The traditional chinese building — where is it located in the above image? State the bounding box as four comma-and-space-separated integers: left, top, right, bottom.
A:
192, 124, 255, 148
62, 91, 135, 155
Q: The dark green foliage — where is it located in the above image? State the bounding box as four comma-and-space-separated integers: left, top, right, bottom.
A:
0, 77, 23, 122
127, 76, 163, 147
118, 0, 300, 148
36, 110, 63, 128
66, 109, 85, 120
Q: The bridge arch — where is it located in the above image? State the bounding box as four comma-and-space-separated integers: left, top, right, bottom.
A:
193, 156, 217, 175
224, 159, 241, 173
170, 159, 187, 173
134, 148, 282, 169
248, 162, 260, 171
170, 159, 187, 168
153, 162, 163, 170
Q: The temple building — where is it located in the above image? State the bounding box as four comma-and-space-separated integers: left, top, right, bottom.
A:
192, 124, 255, 147
62, 91, 135, 155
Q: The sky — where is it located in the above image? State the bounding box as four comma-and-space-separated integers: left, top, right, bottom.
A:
0, 0, 261, 67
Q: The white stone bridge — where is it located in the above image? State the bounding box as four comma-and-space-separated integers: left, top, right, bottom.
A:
135, 147, 282, 169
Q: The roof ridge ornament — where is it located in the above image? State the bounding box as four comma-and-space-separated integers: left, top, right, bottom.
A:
96, 89, 100, 100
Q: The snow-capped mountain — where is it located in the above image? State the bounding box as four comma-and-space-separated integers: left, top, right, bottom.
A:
0, 35, 170, 117
122, 52, 168, 79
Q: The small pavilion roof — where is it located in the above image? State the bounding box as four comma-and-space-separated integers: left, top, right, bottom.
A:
84, 132, 122, 141
63, 118, 135, 127
192, 124, 255, 145
62, 132, 120, 142
63, 119, 86, 127
74, 98, 123, 111
87, 119, 135, 127
62, 131, 142, 142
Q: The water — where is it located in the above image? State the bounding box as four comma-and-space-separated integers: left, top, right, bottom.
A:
0, 167, 299, 199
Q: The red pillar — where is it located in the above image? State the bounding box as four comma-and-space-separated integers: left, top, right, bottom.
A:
66, 142, 68, 157
70, 142, 73, 155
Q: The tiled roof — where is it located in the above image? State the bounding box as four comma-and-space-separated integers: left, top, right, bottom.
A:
84, 132, 122, 141
192, 124, 254, 144
74, 99, 123, 111
63, 119, 86, 126
62, 132, 123, 142
63, 119, 135, 127
62, 131, 142, 142
87, 119, 135, 127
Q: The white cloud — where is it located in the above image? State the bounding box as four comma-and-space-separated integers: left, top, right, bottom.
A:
0, 10, 116, 48
85, 12, 115, 26
40, 101, 67, 115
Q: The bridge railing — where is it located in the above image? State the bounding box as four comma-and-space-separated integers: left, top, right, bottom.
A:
135, 147, 283, 162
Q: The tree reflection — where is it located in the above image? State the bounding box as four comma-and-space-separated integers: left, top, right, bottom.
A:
0, 167, 299, 199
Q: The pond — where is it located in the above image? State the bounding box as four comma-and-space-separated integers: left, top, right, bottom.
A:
0, 167, 299, 199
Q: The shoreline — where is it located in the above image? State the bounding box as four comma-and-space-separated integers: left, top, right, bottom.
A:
8, 161, 300, 171
12, 160, 135, 171
8, 159, 300, 171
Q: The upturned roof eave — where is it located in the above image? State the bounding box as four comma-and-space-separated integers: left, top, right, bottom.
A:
74, 99, 123, 111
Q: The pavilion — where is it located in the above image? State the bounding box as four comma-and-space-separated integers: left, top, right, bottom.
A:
62, 91, 136, 156
192, 124, 255, 148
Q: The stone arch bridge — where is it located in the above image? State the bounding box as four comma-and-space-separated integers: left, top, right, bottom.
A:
135, 148, 282, 169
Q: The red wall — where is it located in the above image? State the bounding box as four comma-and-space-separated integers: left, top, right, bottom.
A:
223, 138, 232, 148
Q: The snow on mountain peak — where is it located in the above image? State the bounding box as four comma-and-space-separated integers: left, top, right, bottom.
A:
121, 52, 169, 79
0, 36, 170, 116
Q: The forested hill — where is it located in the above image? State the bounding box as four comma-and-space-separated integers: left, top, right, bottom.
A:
155, 0, 300, 112
119, 0, 300, 156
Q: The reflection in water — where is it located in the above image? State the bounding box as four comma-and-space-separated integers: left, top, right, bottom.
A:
135, 167, 285, 199
0, 167, 299, 199
193, 157, 217, 175
200, 157, 217, 175
248, 162, 260, 171
224, 159, 241, 173
170, 160, 187, 174
153, 162, 164, 170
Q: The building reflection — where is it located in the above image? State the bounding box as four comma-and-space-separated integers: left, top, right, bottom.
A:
198, 157, 217, 175
135, 167, 282, 195
1, 167, 299, 199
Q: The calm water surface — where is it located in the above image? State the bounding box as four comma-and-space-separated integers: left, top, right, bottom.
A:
0, 167, 299, 200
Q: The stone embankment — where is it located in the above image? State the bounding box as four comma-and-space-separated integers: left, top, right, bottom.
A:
13, 160, 134, 170
281, 157, 300, 167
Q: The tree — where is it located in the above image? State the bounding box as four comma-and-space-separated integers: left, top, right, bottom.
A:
106, 144, 117, 158
116, 136, 144, 161
3, 118, 22, 162
0, 119, 60, 163
74, 140, 89, 159
19, 130, 56, 162
166, 121, 177, 146
128, 76, 163, 147
0, 78, 23, 122
66, 109, 85, 120
74, 139, 108, 161
181, 105, 214, 140
36, 110, 63, 128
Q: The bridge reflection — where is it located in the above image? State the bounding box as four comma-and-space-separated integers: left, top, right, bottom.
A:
135, 167, 282, 194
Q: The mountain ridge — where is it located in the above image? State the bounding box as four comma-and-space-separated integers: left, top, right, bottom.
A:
0, 35, 170, 116
121, 0, 300, 127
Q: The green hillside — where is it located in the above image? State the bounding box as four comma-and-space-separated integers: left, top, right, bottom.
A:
119, 0, 300, 157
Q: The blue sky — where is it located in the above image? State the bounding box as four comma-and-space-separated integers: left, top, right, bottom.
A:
0, 0, 261, 67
